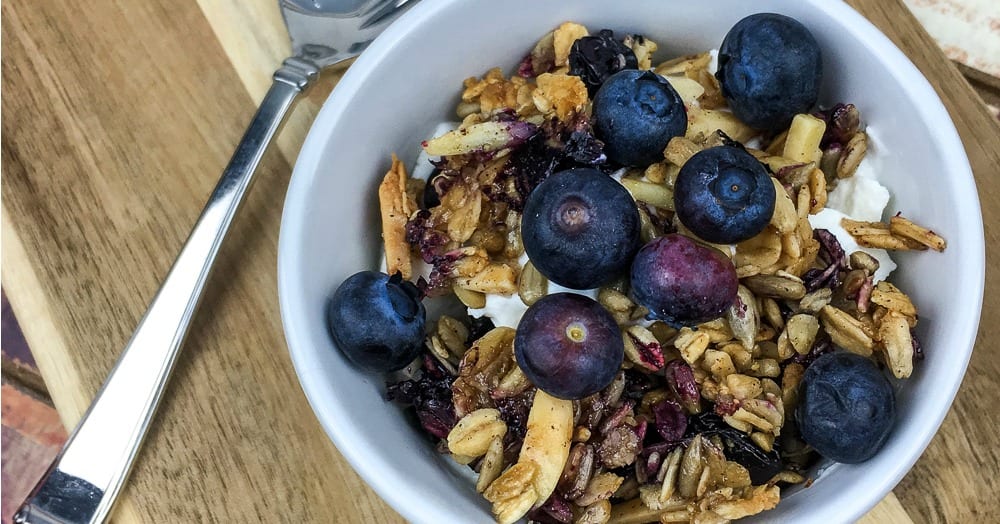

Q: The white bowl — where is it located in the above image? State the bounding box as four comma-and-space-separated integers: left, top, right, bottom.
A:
278, 0, 985, 522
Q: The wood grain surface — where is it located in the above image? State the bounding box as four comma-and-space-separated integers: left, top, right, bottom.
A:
1, 1, 996, 523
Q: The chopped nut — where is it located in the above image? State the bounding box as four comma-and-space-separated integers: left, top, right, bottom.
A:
644, 162, 669, 184
726, 285, 759, 351
675, 328, 711, 364
807, 167, 827, 214
455, 264, 519, 295
879, 310, 914, 378
703, 349, 737, 380
664, 136, 703, 167
871, 280, 917, 317
621, 177, 675, 210
820, 305, 874, 356
710, 485, 780, 520
448, 409, 508, 457
484, 462, 539, 524
782, 114, 826, 164
453, 283, 486, 308
889, 215, 947, 251
686, 106, 756, 143
519, 390, 575, 503
798, 288, 833, 314
849, 251, 880, 273
786, 314, 820, 355
770, 178, 798, 234
743, 274, 807, 300
735, 226, 782, 270
553, 22, 588, 66
655, 52, 712, 76
725, 374, 762, 400
533, 73, 588, 121
378, 154, 415, 279
577, 499, 612, 524
836, 131, 867, 179
624, 34, 659, 70
576, 472, 624, 506
477, 436, 506, 492
518, 260, 548, 306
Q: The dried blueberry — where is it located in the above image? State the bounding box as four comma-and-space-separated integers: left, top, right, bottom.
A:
568, 29, 638, 94
421, 168, 442, 209
687, 412, 783, 484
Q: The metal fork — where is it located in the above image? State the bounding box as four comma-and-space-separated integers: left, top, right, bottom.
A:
14, 1, 416, 522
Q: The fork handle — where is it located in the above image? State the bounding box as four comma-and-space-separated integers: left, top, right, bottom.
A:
14, 57, 320, 524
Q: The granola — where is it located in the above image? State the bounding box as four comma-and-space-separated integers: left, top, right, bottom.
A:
370, 21, 947, 524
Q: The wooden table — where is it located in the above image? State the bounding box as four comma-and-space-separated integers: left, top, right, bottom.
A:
3, 1, 998, 522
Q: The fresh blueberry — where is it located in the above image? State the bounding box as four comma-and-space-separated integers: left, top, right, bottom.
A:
568, 29, 638, 94
674, 145, 775, 244
796, 352, 896, 464
716, 13, 823, 130
522, 168, 640, 289
327, 271, 426, 372
515, 293, 623, 400
592, 69, 687, 167
630, 234, 738, 327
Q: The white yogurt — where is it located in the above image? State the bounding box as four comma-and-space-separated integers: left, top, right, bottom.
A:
808, 207, 896, 282
466, 252, 599, 328
808, 128, 896, 282
825, 161, 890, 222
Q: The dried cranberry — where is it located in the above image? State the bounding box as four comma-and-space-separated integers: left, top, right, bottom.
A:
804, 228, 848, 291
527, 493, 573, 524
651, 399, 688, 441
568, 29, 638, 94
664, 360, 701, 413
386, 369, 457, 440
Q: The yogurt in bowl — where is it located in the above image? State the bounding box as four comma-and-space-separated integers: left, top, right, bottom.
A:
278, 1, 984, 522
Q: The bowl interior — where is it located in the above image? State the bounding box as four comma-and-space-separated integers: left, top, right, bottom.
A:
278, 1, 984, 522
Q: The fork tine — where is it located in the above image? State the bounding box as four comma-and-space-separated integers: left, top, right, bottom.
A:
359, 0, 417, 30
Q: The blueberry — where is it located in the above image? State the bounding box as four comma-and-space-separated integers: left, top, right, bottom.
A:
522, 168, 640, 289
568, 29, 638, 94
327, 271, 426, 372
592, 70, 687, 167
796, 352, 896, 464
630, 234, 738, 327
515, 293, 623, 400
674, 145, 775, 244
716, 13, 823, 130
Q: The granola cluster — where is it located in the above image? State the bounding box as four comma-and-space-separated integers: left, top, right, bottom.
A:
380, 22, 945, 524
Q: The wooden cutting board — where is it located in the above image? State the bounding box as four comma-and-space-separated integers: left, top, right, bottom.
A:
2, 0, 997, 522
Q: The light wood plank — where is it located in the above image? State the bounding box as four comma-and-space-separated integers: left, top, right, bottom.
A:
859, 493, 914, 524
1, 0, 400, 522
